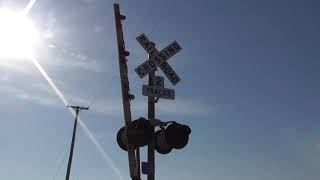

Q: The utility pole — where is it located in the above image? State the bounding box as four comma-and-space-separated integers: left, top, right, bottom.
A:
114, 3, 140, 180
65, 105, 89, 180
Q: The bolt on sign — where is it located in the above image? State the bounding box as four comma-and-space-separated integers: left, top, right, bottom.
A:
135, 33, 182, 86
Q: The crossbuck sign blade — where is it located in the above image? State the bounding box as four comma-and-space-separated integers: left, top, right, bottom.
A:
135, 33, 182, 85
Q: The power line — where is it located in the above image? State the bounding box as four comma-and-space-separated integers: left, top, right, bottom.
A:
52, 144, 71, 180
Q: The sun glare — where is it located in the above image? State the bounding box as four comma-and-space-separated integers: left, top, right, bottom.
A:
0, 8, 39, 59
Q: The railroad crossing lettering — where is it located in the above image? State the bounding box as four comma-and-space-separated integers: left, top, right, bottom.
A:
135, 33, 182, 85
135, 41, 181, 77
142, 85, 175, 100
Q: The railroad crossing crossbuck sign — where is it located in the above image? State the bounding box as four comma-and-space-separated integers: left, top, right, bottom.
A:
135, 33, 182, 85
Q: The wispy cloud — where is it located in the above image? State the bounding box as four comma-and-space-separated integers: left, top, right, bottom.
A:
0, 75, 216, 118
0, 83, 60, 107
282, 127, 296, 137
0, 44, 108, 77
43, 42, 110, 73
7, 86, 216, 118
81, 0, 95, 4
65, 95, 123, 117
315, 140, 320, 151
157, 99, 217, 116
90, 98, 217, 117
7, 85, 122, 117
17, 92, 59, 107
0, 80, 119, 115
52, 94, 217, 117
0, 58, 34, 75
69, 98, 217, 118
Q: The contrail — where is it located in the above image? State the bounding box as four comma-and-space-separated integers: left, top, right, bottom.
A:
30, 57, 124, 180
30, 58, 68, 106
22, 0, 36, 15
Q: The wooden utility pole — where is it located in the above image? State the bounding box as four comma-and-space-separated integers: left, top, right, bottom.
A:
65, 105, 89, 180
114, 3, 140, 180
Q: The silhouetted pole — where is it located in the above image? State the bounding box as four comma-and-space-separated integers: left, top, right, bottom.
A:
114, 3, 140, 180
148, 58, 156, 180
65, 106, 89, 180
136, 147, 141, 178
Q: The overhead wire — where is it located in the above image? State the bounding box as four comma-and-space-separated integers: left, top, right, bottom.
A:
52, 143, 71, 180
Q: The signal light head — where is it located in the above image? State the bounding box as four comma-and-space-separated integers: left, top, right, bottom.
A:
116, 127, 127, 151
116, 117, 153, 151
155, 122, 191, 154
155, 129, 172, 154
117, 119, 191, 154
127, 117, 153, 147
165, 122, 191, 149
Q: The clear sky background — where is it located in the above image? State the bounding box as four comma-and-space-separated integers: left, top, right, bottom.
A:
0, 0, 319, 180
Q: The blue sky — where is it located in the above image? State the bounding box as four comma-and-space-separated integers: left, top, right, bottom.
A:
0, 0, 319, 180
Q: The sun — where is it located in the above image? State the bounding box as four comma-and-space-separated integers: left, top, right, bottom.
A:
0, 8, 39, 59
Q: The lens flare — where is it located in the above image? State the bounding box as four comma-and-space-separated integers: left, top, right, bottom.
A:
0, 8, 39, 59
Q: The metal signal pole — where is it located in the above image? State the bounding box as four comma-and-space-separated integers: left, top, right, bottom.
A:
65, 105, 89, 180
114, 3, 140, 180
148, 69, 156, 180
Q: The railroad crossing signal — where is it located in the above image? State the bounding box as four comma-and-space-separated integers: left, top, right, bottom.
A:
114, 4, 191, 180
135, 33, 182, 85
